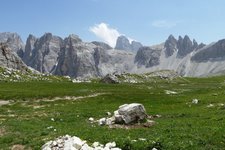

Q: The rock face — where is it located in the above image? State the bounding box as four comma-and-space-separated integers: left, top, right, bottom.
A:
0, 32, 24, 57
131, 41, 143, 51
0, 43, 29, 72
191, 39, 225, 62
134, 35, 218, 76
164, 35, 203, 58
177, 35, 197, 57
23, 34, 37, 64
23, 33, 63, 73
164, 35, 177, 57
54, 34, 135, 78
135, 46, 161, 68
54, 35, 99, 78
92, 41, 112, 50
115, 35, 131, 51
116, 103, 147, 124
115, 35, 142, 52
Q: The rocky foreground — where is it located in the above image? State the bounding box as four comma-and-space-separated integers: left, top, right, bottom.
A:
42, 135, 121, 150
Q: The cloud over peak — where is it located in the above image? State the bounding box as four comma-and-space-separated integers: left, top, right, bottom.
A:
89, 23, 121, 47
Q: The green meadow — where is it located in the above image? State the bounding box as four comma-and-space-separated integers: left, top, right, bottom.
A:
0, 76, 225, 149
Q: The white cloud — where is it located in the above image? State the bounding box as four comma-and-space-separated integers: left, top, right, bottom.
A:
152, 20, 180, 28
89, 23, 121, 47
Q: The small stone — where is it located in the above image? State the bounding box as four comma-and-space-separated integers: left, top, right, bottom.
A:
52, 141, 57, 146
207, 104, 214, 108
192, 99, 199, 104
89, 117, 94, 122
106, 112, 111, 116
106, 117, 115, 125
111, 148, 122, 150
138, 138, 147, 141
47, 126, 53, 129
92, 142, 100, 148
98, 118, 106, 126
81, 144, 94, 150
105, 141, 116, 148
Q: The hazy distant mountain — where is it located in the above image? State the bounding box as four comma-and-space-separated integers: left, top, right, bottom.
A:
134, 35, 225, 77
2, 32, 225, 78
115, 35, 143, 52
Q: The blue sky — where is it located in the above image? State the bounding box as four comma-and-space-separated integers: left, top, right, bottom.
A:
0, 0, 225, 47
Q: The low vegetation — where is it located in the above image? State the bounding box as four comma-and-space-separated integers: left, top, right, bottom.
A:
0, 73, 225, 149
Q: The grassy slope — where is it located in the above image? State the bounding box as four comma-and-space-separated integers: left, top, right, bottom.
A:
0, 77, 225, 150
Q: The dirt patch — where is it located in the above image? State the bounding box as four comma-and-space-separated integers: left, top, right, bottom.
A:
108, 120, 156, 129
0, 127, 6, 136
11, 144, 25, 150
39, 93, 107, 102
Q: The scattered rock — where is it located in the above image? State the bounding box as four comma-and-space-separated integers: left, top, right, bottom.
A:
96, 103, 153, 129
192, 99, 199, 104
138, 138, 147, 141
98, 118, 106, 126
106, 112, 111, 116
100, 74, 120, 84
42, 135, 121, 150
165, 90, 177, 95
88, 117, 95, 123
218, 103, 224, 107
207, 104, 214, 108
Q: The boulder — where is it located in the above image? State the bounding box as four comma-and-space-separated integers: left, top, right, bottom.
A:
117, 103, 147, 124
100, 74, 120, 84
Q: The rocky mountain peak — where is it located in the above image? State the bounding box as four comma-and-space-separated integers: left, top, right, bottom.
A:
23, 34, 37, 64
115, 35, 142, 52
115, 35, 131, 50
135, 46, 161, 68
177, 35, 196, 57
168, 34, 176, 41
0, 32, 25, 57
67, 34, 82, 43
0, 43, 29, 72
131, 41, 143, 51
23, 33, 63, 73
164, 34, 177, 57
193, 39, 198, 49
91, 41, 112, 50
191, 39, 225, 63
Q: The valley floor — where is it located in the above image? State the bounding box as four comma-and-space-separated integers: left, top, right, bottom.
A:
0, 77, 225, 149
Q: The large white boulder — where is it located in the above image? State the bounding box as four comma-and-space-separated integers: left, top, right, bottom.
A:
117, 103, 147, 124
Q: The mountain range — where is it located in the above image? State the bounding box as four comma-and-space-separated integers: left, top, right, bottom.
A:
1, 32, 225, 78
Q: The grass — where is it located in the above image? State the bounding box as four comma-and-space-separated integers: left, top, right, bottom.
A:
0, 76, 225, 149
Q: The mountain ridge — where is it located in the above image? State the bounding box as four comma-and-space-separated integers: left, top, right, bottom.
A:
1, 32, 225, 78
